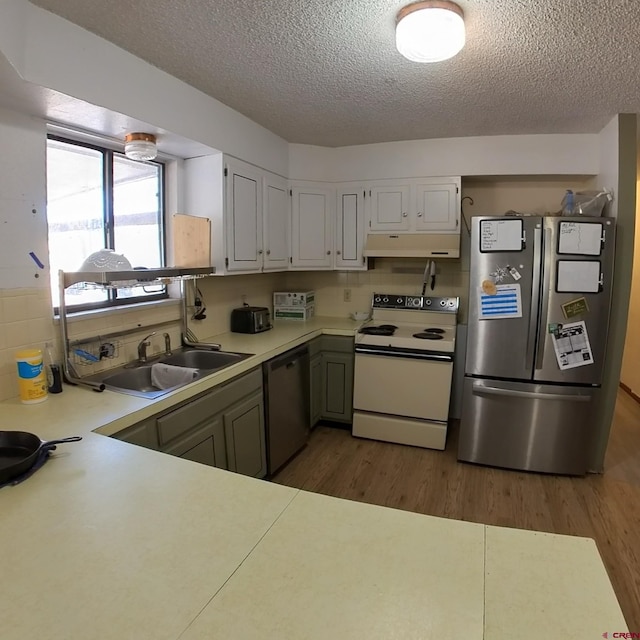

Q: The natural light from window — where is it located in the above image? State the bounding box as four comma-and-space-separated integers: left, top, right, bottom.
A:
47, 137, 165, 309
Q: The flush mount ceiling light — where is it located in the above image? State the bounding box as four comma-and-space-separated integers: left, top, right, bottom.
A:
124, 132, 157, 161
396, 0, 465, 63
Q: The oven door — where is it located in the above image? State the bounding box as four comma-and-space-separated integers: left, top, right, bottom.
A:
353, 347, 453, 421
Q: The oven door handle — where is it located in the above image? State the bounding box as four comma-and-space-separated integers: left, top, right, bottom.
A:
355, 345, 453, 362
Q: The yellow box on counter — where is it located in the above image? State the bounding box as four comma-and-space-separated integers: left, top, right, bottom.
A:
273, 305, 315, 321
273, 291, 315, 307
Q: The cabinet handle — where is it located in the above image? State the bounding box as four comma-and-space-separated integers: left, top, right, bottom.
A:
327, 250, 331, 255
417, 212, 423, 217
402, 212, 408, 217
337, 250, 341, 255
258, 250, 263, 255
266, 249, 271, 255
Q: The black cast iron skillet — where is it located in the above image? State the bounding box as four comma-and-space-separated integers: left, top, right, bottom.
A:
0, 431, 82, 484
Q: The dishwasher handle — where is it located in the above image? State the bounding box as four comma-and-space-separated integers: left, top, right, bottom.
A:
267, 345, 309, 372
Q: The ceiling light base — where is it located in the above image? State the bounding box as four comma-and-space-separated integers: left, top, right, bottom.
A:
396, 0, 465, 63
124, 132, 158, 161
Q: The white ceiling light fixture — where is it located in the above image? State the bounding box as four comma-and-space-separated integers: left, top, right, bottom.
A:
396, 0, 465, 63
124, 132, 158, 161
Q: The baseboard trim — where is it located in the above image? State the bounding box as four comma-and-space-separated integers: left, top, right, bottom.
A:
619, 382, 640, 405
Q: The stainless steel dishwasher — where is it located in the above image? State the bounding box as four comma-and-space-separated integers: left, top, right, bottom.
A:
263, 345, 310, 475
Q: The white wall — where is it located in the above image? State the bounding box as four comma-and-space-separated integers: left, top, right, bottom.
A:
289, 134, 599, 182
0, 106, 48, 289
0, 0, 289, 175
590, 114, 637, 471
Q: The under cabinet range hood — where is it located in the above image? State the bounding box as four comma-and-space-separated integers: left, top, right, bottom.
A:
363, 234, 460, 259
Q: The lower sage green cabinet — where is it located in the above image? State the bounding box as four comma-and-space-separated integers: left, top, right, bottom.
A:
224, 391, 266, 477
309, 335, 355, 427
309, 351, 323, 426
111, 367, 267, 479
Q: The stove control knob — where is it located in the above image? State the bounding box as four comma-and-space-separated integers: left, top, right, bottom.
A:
374, 296, 381, 303
425, 299, 431, 306
440, 300, 446, 306
383, 297, 389, 303
396, 297, 403, 304
447, 299, 454, 306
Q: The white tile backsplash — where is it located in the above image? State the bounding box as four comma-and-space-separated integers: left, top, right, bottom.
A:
0, 260, 470, 401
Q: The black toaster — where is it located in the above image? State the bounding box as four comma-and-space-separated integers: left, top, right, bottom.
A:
230, 306, 272, 334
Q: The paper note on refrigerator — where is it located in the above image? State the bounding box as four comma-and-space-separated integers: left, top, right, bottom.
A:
479, 283, 522, 319
551, 321, 594, 370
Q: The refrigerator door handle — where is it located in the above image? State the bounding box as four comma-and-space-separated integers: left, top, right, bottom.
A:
525, 226, 542, 370
472, 381, 591, 402
535, 227, 552, 370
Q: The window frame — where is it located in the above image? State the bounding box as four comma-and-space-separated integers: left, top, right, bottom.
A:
47, 133, 168, 313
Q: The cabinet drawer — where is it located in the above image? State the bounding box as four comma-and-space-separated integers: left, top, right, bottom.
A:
157, 367, 262, 445
308, 337, 323, 358
320, 335, 354, 354
113, 419, 158, 450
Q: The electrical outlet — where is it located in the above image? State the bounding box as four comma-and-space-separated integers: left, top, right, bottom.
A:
343, 288, 352, 302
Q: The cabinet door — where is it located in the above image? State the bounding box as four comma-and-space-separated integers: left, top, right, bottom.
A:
163, 417, 228, 470
291, 185, 333, 269
223, 391, 267, 478
335, 186, 367, 270
369, 183, 411, 232
321, 352, 354, 423
263, 173, 290, 271
225, 158, 263, 272
310, 352, 323, 428
415, 181, 459, 232
180, 436, 216, 466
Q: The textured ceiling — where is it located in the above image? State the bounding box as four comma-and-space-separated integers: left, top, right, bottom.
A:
30, 0, 640, 147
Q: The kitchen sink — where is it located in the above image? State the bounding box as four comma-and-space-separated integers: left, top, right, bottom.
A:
84, 348, 253, 398
160, 349, 249, 370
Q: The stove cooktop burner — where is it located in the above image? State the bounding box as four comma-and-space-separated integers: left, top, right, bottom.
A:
413, 332, 444, 340
423, 327, 445, 334
359, 324, 397, 336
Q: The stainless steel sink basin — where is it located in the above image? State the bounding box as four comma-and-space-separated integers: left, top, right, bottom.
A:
160, 349, 248, 370
84, 348, 253, 398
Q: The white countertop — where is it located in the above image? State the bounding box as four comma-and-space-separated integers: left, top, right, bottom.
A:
0, 316, 628, 638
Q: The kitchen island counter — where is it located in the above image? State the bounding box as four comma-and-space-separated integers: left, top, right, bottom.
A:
0, 317, 628, 638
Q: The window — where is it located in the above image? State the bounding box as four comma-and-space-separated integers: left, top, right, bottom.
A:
46, 135, 166, 310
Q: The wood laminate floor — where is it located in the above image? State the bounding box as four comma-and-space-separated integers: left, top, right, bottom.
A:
273, 388, 640, 631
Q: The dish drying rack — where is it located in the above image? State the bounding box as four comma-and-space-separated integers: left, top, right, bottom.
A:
59, 267, 214, 392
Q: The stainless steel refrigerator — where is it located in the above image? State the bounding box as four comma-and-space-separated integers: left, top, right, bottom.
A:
458, 215, 615, 475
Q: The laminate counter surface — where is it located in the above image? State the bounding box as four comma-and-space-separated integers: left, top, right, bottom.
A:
0, 317, 628, 638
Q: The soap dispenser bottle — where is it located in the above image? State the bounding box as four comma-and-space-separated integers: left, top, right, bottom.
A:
44, 341, 63, 394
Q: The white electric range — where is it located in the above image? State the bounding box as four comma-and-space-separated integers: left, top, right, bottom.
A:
352, 293, 459, 450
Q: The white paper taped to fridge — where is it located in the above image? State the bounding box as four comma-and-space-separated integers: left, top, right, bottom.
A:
556, 261, 601, 293
480, 219, 523, 252
558, 222, 602, 256
552, 321, 594, 370
479, 283, 522, 319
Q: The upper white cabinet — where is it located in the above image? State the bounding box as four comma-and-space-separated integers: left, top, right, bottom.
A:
262, 173, 290, 271
369, 183, 411, 232
335, 185, 367, 270
368, 177, 460, 234
183, 155, 290, 275
291, 184, 333, 269
414, 180, 459, 232
225, 158, 263, 272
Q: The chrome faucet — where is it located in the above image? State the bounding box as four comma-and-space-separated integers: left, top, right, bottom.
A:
137, 332, 156, 363
163, 332, 172, 356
